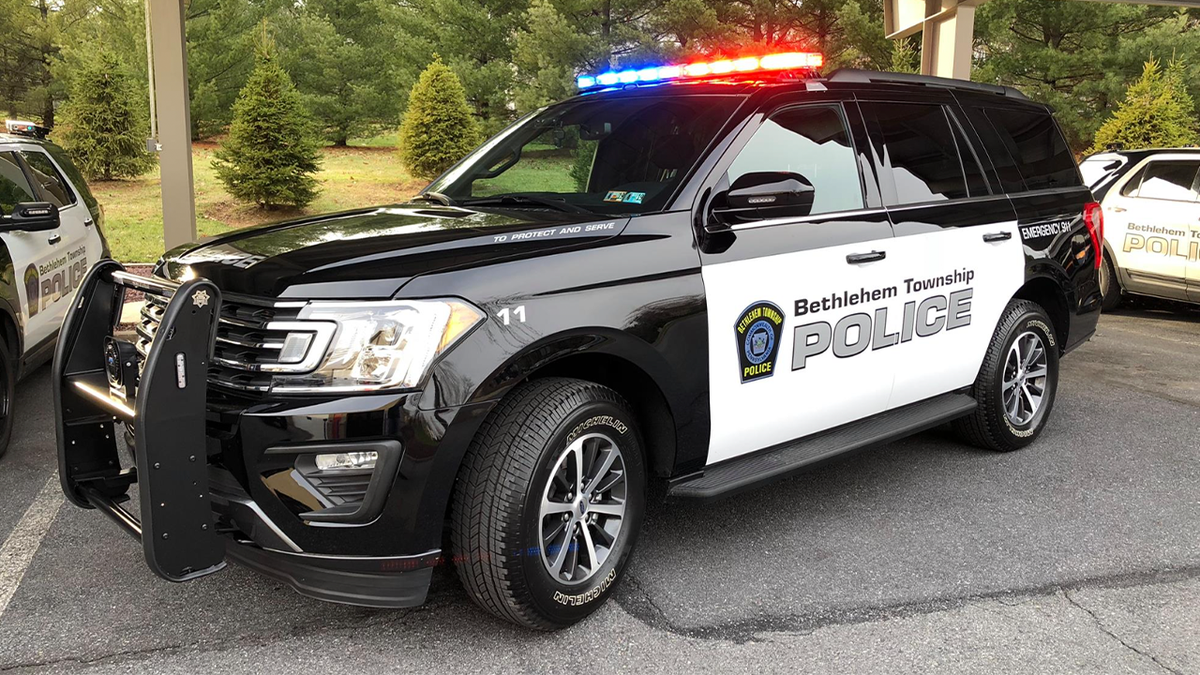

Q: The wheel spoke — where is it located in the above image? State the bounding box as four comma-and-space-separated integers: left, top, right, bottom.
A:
541, 499, 572, 516
592, 470, 623, 495
584, 446, 618, 494
571, 440, 585, 494
589, 501, 625, 517
548, 523, 572, 576
1024, 366, 1047, 380
1005, 388, 1021, 420
590, 522, 616, 547
563, 530, 579, 579
580, 524, 599, 571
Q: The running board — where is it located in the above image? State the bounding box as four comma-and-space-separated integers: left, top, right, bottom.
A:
667, 392, 977, 502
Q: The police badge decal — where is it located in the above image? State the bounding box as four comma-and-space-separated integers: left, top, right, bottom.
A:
735, 301, 784, 383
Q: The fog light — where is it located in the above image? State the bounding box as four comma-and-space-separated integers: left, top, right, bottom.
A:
314, 451, 378, 471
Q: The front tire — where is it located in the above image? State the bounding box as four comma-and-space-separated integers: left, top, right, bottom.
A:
451, 377, 645, 629
954, 299, 1060, 452
0, 335, 14, 459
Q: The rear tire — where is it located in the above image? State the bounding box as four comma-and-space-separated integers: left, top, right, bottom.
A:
1099, 255, 1122, 312
0, 336, 14, 459
451, 377, 645, 629
954, 299, 1060, 452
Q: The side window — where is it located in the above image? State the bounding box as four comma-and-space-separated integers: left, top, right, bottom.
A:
985, 108, 1080, 191
0, 152, 37, 215
725, 105, 864, 216
864, 102, 978, 205
1119, 166, 1147, 197
1126, 162, 1200, 202
21, 151, 75, 207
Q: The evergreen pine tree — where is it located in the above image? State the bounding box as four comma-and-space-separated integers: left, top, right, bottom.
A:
398, 57, 481, 180
213, 28, 322, 209
1089, 57, 1200, 154
53, 51, 156, 181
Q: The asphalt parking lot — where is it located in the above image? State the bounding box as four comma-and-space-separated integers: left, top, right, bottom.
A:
0, 305, 1197, 674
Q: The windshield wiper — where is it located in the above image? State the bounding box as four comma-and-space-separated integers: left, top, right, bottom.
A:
412, 191, 456, 206
462, 194, 593, 215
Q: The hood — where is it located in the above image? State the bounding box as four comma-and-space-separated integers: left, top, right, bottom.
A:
159, 204, 630, 299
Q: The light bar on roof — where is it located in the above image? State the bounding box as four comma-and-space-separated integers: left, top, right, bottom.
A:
577, 52, 823, 90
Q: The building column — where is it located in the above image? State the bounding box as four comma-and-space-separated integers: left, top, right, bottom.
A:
919, 0, 979, 79
148, 0, 197, 253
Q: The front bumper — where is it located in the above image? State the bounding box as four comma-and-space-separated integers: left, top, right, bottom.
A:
53, 261, 488, 607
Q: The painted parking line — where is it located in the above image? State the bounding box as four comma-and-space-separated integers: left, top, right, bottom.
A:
0, 472, 62, 619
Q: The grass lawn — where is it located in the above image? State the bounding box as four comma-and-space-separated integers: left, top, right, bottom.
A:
92, 142, 427, 262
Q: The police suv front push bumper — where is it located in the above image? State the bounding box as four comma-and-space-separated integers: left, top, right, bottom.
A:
53, 261, 440, 607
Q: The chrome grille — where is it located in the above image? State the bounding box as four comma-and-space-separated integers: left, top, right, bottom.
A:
135, 287, 303, 393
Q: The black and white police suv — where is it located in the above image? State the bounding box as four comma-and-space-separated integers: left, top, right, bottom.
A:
54, 53, 1102, 629
0, 129, 106, 457
1080, 148, 1200, 309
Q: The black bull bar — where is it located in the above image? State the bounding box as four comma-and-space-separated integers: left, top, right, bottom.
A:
53, 260, 228, 581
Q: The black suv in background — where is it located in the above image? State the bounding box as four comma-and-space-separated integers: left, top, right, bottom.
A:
55, 58, 1101, 630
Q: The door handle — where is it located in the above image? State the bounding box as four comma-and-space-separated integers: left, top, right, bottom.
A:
846, 250, 886, 264
84, 217, 94, 227
1110, 206, 1126, 213
47, 232, 61, 245
983, 231, 1012, 243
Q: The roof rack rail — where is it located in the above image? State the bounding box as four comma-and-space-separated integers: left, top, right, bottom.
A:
824, 69, 1028, 100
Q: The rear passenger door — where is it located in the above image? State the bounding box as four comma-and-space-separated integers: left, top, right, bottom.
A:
698, 99, 897, 466
858, 99, 1026, 409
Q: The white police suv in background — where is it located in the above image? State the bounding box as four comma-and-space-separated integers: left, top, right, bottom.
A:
1081, 148, 1200, 309
0, 129, 107, 457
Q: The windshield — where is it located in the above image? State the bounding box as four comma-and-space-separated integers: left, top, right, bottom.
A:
427, 94, 743, 215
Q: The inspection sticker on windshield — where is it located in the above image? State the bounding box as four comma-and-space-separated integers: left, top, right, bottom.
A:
622, 192, 645, 204
604, 191, 627, 202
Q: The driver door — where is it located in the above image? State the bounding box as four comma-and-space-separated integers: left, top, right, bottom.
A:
0, 150, 68, 352
698, 100, 897, 465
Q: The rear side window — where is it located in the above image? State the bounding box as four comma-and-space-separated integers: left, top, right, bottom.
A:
863, 102, 988, 205
985, 108, 1080, 191
22, 151, 76, 207
725, 104, 864, 216
0, 152, 37, 215
1123, 161, 1200, 202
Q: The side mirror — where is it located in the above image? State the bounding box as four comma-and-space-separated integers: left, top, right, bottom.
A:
711, 171, 815, 226
0, 202, 59, 232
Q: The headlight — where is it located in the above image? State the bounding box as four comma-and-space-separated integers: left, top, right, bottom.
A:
266, 299, 483, 393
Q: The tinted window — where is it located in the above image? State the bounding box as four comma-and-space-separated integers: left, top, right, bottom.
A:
726, 105, 863, 216
1127, 162, 1200, 201
865, 103, 973, 205
22, 151, 75, 207
985, 108, 1080, 191
0, 152, 36, 215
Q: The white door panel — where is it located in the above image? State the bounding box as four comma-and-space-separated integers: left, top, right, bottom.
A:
703, 239, 899, 465
887, 224, 1025, 409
